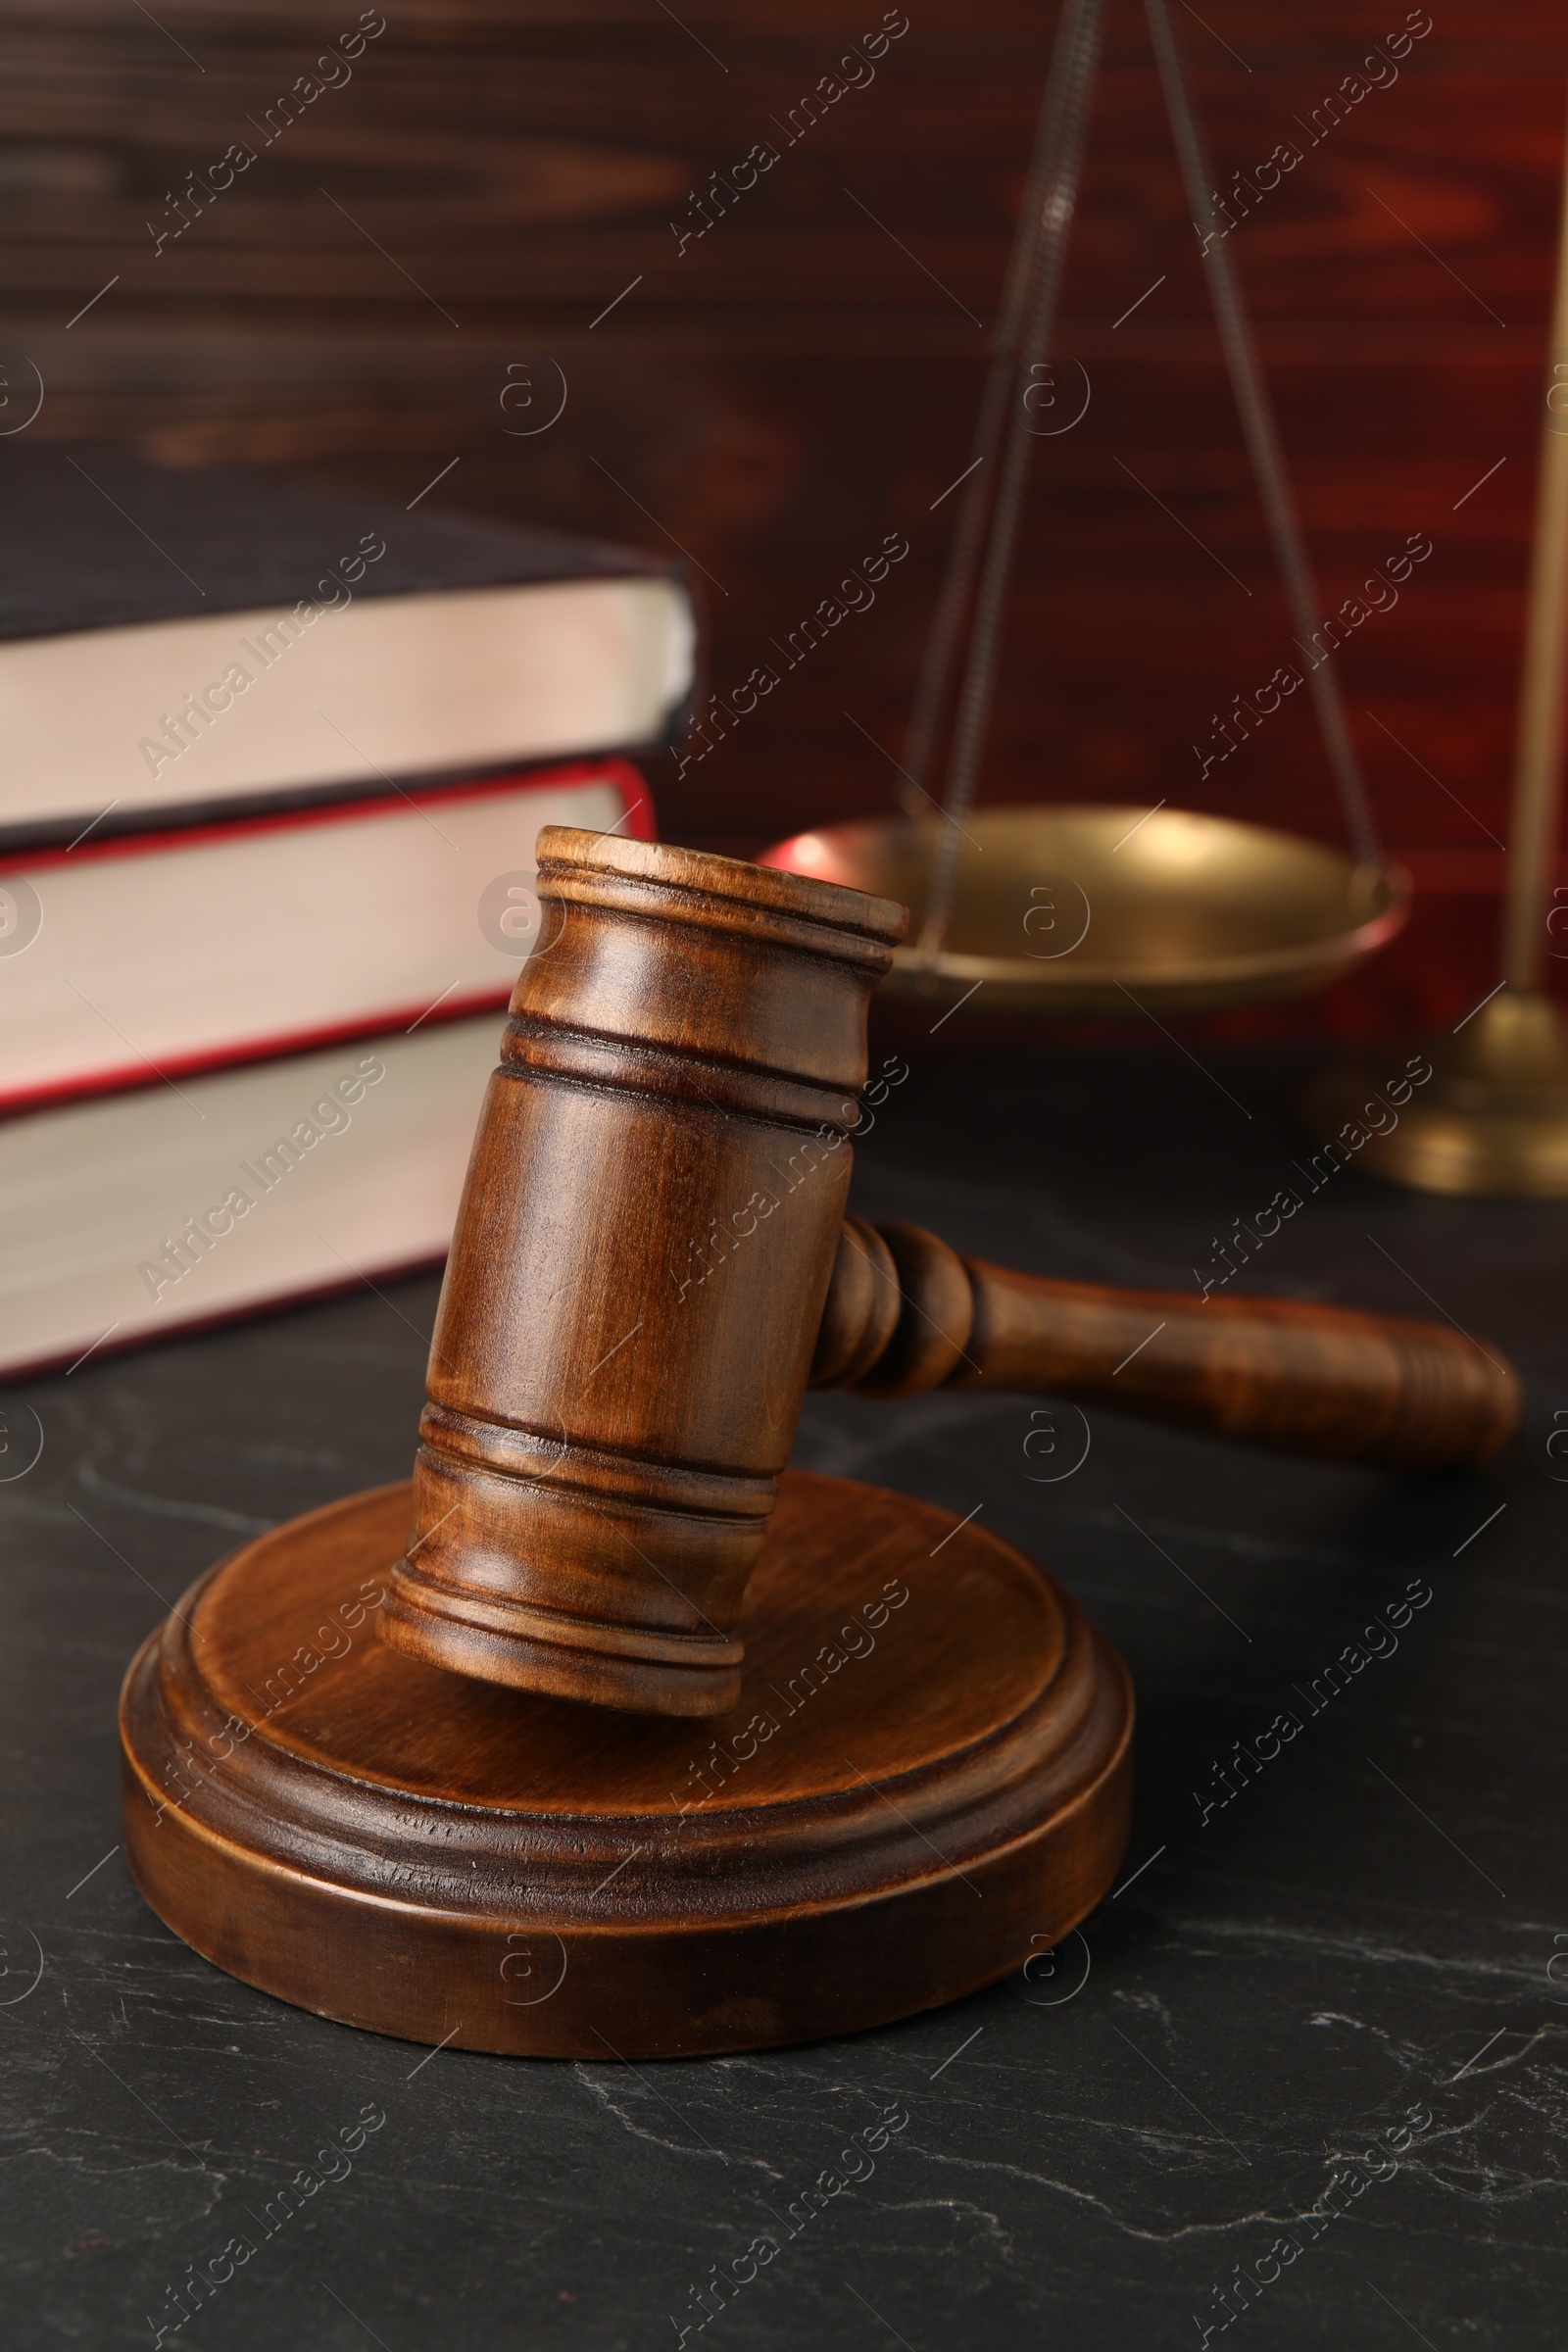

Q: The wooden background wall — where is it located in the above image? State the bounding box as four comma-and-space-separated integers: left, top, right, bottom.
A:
5, 0, 1561, 1033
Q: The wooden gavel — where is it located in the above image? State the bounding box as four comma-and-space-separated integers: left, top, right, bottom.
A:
379, 829, 1518, 1718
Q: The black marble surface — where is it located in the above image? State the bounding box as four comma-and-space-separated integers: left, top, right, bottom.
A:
4, 1036, 1565, 2350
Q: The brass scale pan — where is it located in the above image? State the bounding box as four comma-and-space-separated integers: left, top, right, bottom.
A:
761, 808, 1408, 1022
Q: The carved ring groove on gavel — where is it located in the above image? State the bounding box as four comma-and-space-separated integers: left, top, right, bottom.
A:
378, 829, 1519, 1719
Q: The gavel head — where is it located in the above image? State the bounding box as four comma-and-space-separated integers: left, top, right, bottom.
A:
378, 827, 906, 1716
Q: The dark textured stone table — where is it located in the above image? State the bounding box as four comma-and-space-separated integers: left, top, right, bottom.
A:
4, 1036, 1565, 2349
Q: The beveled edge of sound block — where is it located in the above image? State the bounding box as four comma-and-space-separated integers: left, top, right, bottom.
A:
119, 1472, 1134, 2059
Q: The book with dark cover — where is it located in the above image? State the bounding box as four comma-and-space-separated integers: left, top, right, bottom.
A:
0, 446, 695, 851
0, 444, 676, 638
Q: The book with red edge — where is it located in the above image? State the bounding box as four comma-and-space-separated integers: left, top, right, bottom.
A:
0, 448, 691, 1379
0, 760, 657, 1382
0, 759, 653, 1114
0, 1013, 512, 1383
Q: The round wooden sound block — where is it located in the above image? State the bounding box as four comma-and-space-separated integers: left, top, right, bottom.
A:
120, 1471, 1133, 2058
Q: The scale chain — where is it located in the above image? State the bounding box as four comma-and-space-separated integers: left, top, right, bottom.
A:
918, 0, 1108, 955
1144, 0, 1382, 871
897, 24, 1087, 821
913, 0, 1386, 965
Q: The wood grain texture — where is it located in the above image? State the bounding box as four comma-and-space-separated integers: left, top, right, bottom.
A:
119, 1470, 1134, 2058
812, 1214, 1521, 1467
4, 1, 1561, 1032
381, 826, 1518, 1717
378, 825, 906, 1715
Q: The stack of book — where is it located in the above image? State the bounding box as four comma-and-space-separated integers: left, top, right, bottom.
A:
0, 448, 695, 1379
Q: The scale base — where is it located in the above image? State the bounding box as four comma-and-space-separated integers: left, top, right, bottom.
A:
119, 1471, 1132, 2059
1307, 992, 1568, 1197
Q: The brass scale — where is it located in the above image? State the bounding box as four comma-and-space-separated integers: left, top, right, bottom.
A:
760, 0, 1568, 1197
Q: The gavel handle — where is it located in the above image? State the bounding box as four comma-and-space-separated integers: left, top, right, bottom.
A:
809, 1219, 1519, 1471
